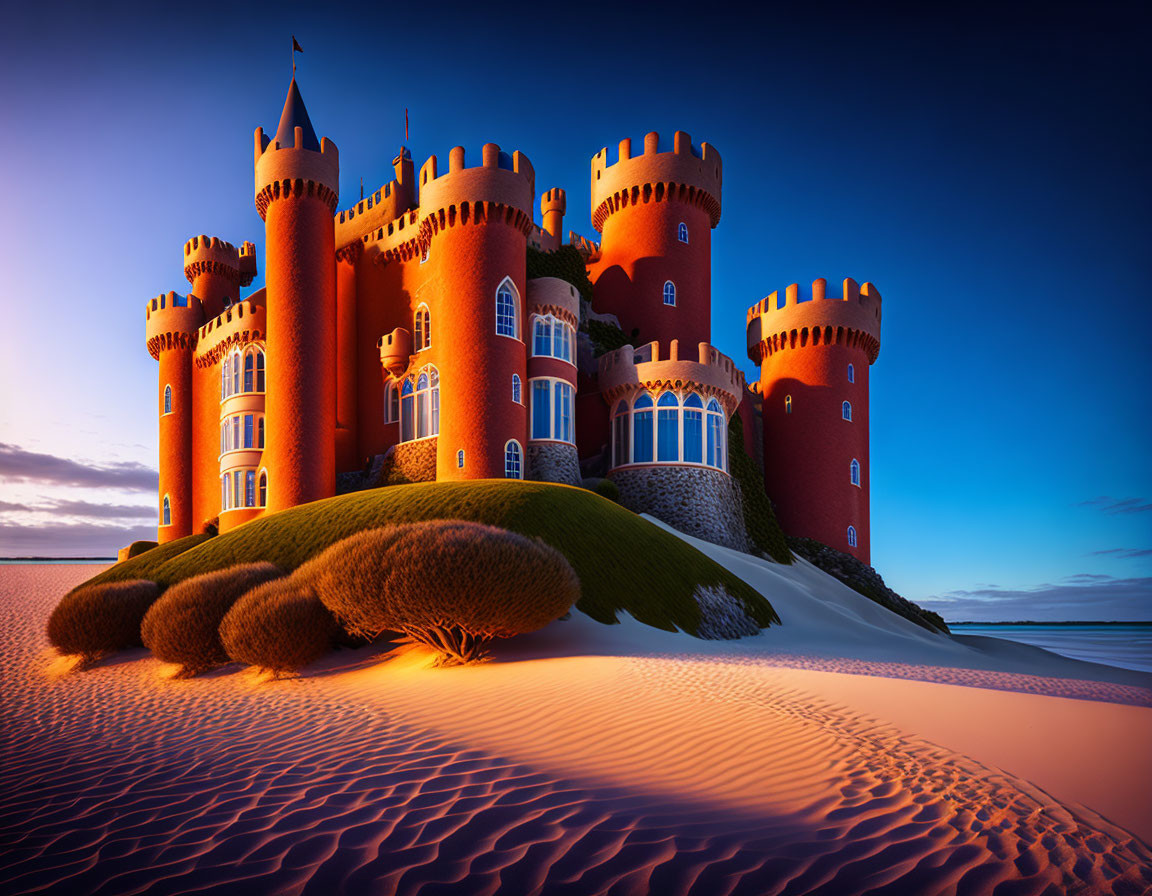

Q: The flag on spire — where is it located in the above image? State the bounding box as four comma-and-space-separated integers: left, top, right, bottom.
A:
292, 36, 303, 76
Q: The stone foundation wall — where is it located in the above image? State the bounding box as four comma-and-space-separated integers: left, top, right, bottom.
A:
527, 442, 582, 485
610, 465, 751, 552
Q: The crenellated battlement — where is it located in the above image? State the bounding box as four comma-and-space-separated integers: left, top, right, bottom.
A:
416, 144, 535, 243
334, 152, 416, 252
145, 291, 204, 359
590, 131, 722, 232
194, 297, 267, 367
527, 277, 580, 327
254, 125, 339, 220
746, 278, 882, 365
540, 187, 566, 215
598, 339, 744, 415
183, 235, 257, 287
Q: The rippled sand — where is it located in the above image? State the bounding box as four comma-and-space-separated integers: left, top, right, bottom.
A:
2, 564, 1150, 896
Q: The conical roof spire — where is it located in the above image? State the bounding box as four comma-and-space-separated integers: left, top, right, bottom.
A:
274, 78, 320, 151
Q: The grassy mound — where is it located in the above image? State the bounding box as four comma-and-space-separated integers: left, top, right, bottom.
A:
73, 481, 778, 636
47, 579, 161, 661
83, 533, 212, 589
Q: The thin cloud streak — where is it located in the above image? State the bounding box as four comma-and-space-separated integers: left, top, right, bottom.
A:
1090, 548, 1152, 560
0, 498, 155, 520
921, 575, 1152, 622
1079, 496, 1152, 515
0, 443, 157, 492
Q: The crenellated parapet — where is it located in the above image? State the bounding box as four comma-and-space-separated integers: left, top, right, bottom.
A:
183, 235, 257, 289
146, 291, 204, 359
416, 144, 536, 247
590, 131, 722, 232
746, 278, 882, 366
254, 126, 339, 220
378, 327, 413, 378
335, 148, 417, 253
527, 277, 580, 328
598, 340, 744, 415
194, 298, 267, 368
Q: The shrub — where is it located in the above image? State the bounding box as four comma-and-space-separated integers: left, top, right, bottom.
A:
141, 562, 282, 676
304, 520, 580, 664
593, 478, 620, 503
220, 577, 342, 674
200, 516, 219, 536
124, 540, 157, 559
47, 579, 161, 662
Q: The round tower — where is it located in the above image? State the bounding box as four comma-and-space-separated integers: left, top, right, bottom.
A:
589, 131, 721, 348
416, 143, 534, 480
145, 290, 204, 542
254, 77, 339, 512
539, 188, 566, 252
182, 236, 257, 319
746, 278, 882, 563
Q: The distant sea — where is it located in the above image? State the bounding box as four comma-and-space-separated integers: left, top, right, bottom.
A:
950, 623, 1152, 674
0, 559, 114, 565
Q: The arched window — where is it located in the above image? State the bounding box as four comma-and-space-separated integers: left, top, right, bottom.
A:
632, 393, 654, 463
162, 494, 171, 526
657, 392, 679, 462
706, 398, 725, 470
232, 352, 240, 396
663, 281, 677, 306
533, 315, 551, 357
531, 379, 550, 439
456, 449, 465, 469
850, 459, 861, 487
244, 352, 254, 391
678, 222, 689, 243
512, 374, 522, 404
163, 384, 172, 415
554, 381, 573, 442
496, 277, 519, 338
258, 471, 268, 506
847, 525, 858, 548
244, 414, 254, 448
785, 395, 792, 414
256, 351, 265, 392
683, 393, 704, 464
416, 373, 430, 438
612, 400, 630, 468
245, 470, 256, 507
842, 400, 852, 421
415, 305, 431, 351
504, 440, 523, 479
847, 363, 855, 384
258, 416, 265, 449
531, 314, 574, 362
400, 379, 414, 443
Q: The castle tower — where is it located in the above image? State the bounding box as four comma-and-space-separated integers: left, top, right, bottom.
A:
254, 77, 339, 511
746, 278, 882, 563
416, 143, 535, 480
539, 188, 566, 252
588, 131, 722, 348
145, 291, 204, 542
182, 236, 257, 319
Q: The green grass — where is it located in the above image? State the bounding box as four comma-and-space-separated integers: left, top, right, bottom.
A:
82, 534, 212, 589
75, 481, 779, 636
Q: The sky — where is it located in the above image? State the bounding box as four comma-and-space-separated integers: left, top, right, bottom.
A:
0, 1, 1148, 620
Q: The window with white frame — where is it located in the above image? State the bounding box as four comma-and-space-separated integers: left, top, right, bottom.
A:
220, 346, 266, 398
850, 458, 861, 487
657, 392, 679, 461
414, 305, 431, 351
258, 470, 268, 506
397, 366, 440, 443
504, 440, 523, 479
529, 377, 574, 443
512, 374, 522, 404
847, 525, 858, 548
847, 363, 855, 384
531, 314, 574, 363
609, 391, 729, 472
842, 400, 852, 421
496, 277, 519, 338
678, 222, 688, 243
383, 380, 399, 424
163, 384, 172, 415
663, 280, 676, 306
456, 449, 465, 469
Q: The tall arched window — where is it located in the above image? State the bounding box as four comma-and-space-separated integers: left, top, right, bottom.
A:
533, 315, 552, 357
258, 470, 268, 506
456, 449, 465, 469
496, 277, 519, 338
244, 352, 254, 391
785, 395, 792, 414
850, 459, 861, 487
256, 350, 265, 392
504, 440, 523, 479
612, 400, 630, 468
245, 470, 256, 507
706, 398, 725, 470
244, 414, 254, 448
847, 525, 858, 548
258, 416, 265, 449
657, 392, 679, 462
842, 401, 852, 421
415, 305, 431, 351
663, 281, 677, 306
416, 372, 430, 438
847, 363, 855, 384
683, 393, 704, 464
512, 374, 522, 404
678, 222, 689, 243
400, 379, 414, 442
232, 352, 240, 396
162, 495, 171, 526
163, 384, 172, 415
632, 393, 654, 463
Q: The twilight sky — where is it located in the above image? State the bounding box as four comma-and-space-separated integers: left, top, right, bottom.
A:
0, 1, 1148, 621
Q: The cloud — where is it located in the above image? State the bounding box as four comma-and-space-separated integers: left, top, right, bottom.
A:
0, 522, 155, 557
920, 574, 1152, 622
0, 498, 155, 520
1079, 496, 1152, 515
0, 443, 157, 492
1090, 548, 1152, 560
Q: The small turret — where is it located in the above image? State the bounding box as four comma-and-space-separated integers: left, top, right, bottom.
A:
183, 235, 257, 317
539, 188, 567, 251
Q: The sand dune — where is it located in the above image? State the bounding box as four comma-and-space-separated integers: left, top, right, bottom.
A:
2, 563, 1151, 895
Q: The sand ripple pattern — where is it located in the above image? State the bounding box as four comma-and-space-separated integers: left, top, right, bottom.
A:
2, 567, 1150, 896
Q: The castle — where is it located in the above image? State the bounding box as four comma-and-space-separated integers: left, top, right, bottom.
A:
145, 76, 882, 563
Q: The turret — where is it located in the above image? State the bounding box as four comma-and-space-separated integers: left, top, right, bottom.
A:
746, 278, 883, 563
539, 188, 566, 252
254, 76, 339, 512
182, 236, 257, 318
145, 291, 204, 542
587, 131, 722, 348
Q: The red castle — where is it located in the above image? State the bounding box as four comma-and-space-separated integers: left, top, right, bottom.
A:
146, 76, 882, 563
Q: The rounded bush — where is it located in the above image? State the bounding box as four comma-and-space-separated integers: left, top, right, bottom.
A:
220, 577, 342, 673
593, 478, 620, 503
304, 520, 580, 664
47, 579, 161, 661
141, 562, 282, 676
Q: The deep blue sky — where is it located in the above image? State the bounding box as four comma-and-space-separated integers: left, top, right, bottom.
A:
1, 1, 1148, 620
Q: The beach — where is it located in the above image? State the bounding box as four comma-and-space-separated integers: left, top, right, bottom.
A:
2, 547, 1151, 895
